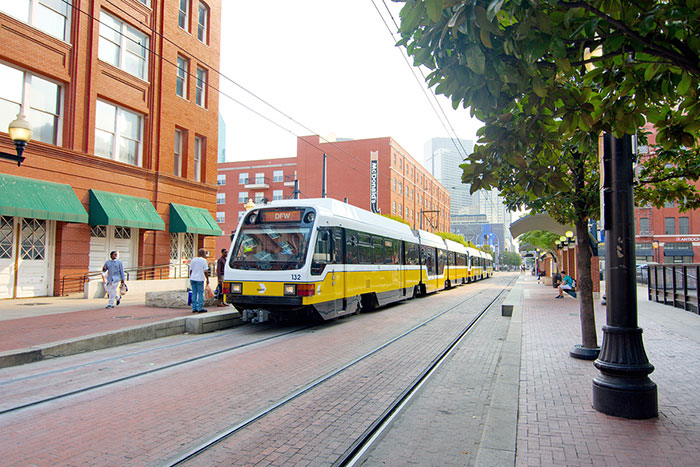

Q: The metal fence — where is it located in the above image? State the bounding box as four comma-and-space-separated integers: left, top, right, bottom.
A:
647, 264, 699, 314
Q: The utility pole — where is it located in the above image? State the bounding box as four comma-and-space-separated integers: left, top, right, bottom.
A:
321, 153, 327, 198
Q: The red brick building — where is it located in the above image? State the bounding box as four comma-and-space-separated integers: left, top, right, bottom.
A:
0, 0, 222, 298
634, 128, 700, 263
215, 156, 298, 247
216, 135, 450, 252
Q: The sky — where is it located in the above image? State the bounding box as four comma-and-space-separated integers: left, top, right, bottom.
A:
217, 0, 484, 165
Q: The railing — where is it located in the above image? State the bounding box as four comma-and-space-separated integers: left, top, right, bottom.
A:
59, 261, 216, 296
647, 263, 699, 314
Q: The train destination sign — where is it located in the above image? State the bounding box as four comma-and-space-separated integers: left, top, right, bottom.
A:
260, 210, 302, 223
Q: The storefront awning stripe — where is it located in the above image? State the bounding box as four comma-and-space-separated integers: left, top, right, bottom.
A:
0, 174, 88, 223
169, 203, 222, 236
89, 189, 165, 230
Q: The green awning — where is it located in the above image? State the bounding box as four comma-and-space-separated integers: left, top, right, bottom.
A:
169, 203, 222, 236
89, 189, 165, 230
0, 174, 88, 223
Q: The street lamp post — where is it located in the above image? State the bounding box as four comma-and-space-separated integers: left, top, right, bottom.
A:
593, 133, 657, 419
1, 112, 32, 166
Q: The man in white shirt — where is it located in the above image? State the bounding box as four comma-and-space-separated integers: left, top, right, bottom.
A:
189, 248, 210, 313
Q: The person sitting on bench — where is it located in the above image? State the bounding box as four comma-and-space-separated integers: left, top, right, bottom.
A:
556, 271, 576, 298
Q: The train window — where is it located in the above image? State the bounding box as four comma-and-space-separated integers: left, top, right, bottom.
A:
359, 233, 373, 264
346, 230, 359, 264
333, 228, 343, 264
385, 239, 399, 265
311, 228, 333, 275
373, 236, 386, 264
421, 245, 436, 276
437, 249, 446, 275
406, 242, 420, 265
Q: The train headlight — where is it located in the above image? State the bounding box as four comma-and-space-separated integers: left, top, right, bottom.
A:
230, 282, 243, 294
283, 284, 296, 296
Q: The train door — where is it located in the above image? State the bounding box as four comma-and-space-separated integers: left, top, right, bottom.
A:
332, 228, 345, 313
311, 227, 344, 314
400, 241, 407, 296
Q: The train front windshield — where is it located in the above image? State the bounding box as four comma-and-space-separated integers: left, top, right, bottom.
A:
231, 225, 311, 271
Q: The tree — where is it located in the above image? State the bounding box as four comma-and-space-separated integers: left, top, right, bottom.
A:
518, 230, 562, 260
397, 0, 700, 352
500, 250, 522, 267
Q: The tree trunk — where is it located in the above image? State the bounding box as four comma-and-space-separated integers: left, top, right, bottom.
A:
575, 218, 598, 349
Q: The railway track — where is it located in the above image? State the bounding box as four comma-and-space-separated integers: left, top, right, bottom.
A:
0, 323, 315, 416
167, 276, 517, 466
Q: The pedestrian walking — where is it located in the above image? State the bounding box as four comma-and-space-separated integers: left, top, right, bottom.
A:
103, 251, 125, 309
189, 248, 210, 313
216, 248, 228, 307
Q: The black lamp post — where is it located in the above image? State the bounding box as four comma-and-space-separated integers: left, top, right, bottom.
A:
1, 112, 32, 166
593, 133, 657, 419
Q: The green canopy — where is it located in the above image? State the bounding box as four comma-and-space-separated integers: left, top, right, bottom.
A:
0, 174, 88, 223
169, 203, 222, 236
89, 189, 165, 230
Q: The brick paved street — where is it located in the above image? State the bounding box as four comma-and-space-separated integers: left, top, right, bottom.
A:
2, 273, 700, 466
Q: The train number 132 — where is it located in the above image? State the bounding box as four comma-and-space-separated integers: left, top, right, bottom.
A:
291, 274, 302, 280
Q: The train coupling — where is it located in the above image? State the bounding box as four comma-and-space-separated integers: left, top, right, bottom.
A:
241, 309, 270, 323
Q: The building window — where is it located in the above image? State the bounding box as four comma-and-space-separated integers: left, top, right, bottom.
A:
194, 136, 203, 182
196, 1, 209, 43
1, 0, 71, 41
174, 129, 183, 176
255, 173, 265, 184
392, 201, 396, 214
679, 217, 690, 235
178, 0, 189, 30
399, 203, 402, 214
95, 100, 142, 166
239, 173, 248, 184
665, 217, 675, 235
254, 192, 264, 203
216, 211, 224, 223
216, 193, 225, 204
398, 182, 402, 195
98, 12, 149, 80
664, 200, 675, 208
273, 170, 283, 182
238, 192, 248, 203
273, 190, 283, 200
0, 62, 61, 145
217, 174, 226, 185
195, 67, 207, 107
176, 56, 188, 98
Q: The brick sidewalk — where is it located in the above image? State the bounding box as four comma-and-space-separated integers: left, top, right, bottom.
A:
0, 305, 195, 353
517, 276, 700, 466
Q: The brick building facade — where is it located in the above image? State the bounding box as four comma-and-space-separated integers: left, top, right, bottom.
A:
634, 128, 700, 264
0, 0, 222, 298
216, 135, 450, 252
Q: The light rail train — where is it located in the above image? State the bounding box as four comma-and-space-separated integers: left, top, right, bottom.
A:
222, 198, 493, 322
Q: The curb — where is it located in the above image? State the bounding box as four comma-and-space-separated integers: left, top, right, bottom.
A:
0, 310, 242, 369
475, 280, 523, 466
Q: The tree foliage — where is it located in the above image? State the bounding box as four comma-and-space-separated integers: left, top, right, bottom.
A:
499, 250, 522, 266
518, 230, 562, 258
396, 0, 700, 210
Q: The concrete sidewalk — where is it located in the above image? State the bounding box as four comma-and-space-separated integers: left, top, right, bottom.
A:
0, 292, 240, 368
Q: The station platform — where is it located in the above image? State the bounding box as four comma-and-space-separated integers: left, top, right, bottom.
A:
1, 274, 699, 465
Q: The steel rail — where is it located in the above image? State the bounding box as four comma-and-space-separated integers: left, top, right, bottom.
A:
0, 324, 315, 416
167, 283, 506, 466
337, 276, 518, 466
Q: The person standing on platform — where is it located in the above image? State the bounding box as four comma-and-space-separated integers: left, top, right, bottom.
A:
216, 248, 228, 307
103, 251, 125, 309
189, 248, 210, 313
